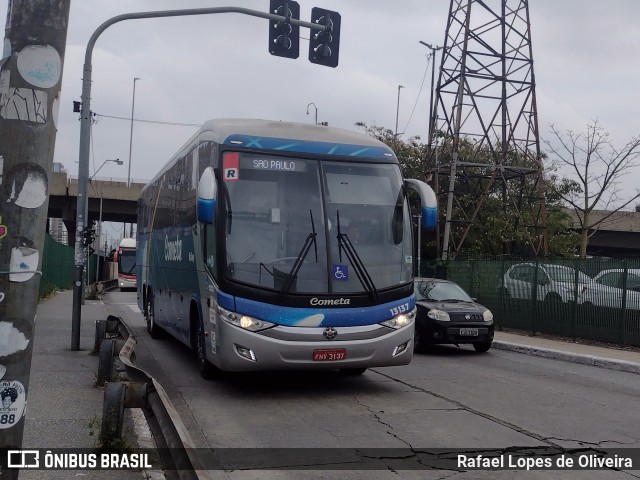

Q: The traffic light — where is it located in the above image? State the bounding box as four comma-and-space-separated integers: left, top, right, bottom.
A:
308, 8, 341, 68
83, 221, 96, 247
268, 0, 300, 59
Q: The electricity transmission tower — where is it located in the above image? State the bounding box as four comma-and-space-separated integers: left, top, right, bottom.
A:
430, 0, 548, 259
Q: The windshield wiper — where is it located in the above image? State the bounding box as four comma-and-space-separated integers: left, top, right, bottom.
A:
279, 210, 318, 296
336, 210, 379, 301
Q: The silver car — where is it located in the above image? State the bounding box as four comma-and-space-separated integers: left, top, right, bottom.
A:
499, 263, 591, 303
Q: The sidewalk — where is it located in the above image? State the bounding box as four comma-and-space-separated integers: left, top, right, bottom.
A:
21, 289, 146, 479
493, 331, 640, 374
16, 290, 640, 478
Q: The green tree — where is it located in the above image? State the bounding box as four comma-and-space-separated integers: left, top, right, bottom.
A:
355, 122, 428, 181
357, 122, 578, 258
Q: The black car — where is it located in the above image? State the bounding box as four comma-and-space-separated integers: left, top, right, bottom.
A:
414, 278, 494, 353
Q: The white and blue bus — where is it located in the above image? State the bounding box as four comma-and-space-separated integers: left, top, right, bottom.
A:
137, 119, 436, 378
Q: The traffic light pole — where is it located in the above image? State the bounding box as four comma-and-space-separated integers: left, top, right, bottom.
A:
0, 0, 71, 475
71, 6, 329, 350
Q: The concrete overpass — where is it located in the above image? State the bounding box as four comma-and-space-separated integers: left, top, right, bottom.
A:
48, 171, 146, 245
566, 208, 640, 256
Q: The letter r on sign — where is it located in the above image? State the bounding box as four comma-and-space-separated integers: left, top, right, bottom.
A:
224, 168, 238, 181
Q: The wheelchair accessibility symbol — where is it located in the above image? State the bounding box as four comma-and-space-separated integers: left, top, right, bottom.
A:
333, 264, 348, 281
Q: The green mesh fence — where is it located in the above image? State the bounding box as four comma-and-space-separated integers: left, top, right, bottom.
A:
423, 256, 640, 347
39, 234, 97, 298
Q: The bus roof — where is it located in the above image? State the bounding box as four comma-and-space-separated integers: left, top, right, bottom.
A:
201, 118, 393, 153
119, 238, 136, 249
146, 118, 398, 189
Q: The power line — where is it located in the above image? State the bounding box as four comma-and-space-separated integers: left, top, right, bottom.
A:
95, 113, 200, 127
402, 53, 432, 136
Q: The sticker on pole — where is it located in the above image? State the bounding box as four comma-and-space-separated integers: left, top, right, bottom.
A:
0, 380, 26, 429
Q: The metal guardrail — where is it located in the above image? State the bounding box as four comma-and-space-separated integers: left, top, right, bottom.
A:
83, 279, 118, 303
95, 315, 217, 480
95, 279, 118, 294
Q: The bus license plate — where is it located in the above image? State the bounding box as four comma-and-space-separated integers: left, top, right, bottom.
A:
459, 328, 478, 336
313, 349, 346, 361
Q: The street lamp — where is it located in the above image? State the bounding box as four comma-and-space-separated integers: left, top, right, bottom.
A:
127, 77, 140, 187
395, 85, 404, 139
306, 102, 318, 124
91, 158, 122, 180
89, 159, 123, 284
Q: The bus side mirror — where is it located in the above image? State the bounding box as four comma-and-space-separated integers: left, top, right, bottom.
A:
405, 178, 437, 229
197, 167, 217, 224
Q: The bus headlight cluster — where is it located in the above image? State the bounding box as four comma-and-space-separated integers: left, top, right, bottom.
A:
380, 308, 416, 329
218, 307, 274, 332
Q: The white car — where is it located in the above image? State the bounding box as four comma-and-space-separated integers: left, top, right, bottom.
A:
499, 263, 591, 303
582, 268, 640, 310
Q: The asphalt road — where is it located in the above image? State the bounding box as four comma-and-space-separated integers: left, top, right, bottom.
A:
105, 291, 640, 479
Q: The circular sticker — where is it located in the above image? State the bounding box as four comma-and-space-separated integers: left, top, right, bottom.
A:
0, 380, 26, 429
16, 45, 62, 89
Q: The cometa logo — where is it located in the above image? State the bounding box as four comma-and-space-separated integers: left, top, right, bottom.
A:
165, 235, 182, 262
310, 297, 351, 306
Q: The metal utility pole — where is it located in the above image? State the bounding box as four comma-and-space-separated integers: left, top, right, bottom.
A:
70, 6, 330, 350
96, 196, 103, 284
418, 41, 442, 151
0, 0, 71, 474
394, 84, 404, 139
126, 76, 140, 188
419, 41, 443, 256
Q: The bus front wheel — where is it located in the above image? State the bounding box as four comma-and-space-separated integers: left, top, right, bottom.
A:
192, 303, 221, 380
145, 291, 162, 339
196, 326, 220, 380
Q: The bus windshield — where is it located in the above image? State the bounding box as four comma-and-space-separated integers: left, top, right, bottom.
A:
118, 250, 136, 276
223, 153, 413, 294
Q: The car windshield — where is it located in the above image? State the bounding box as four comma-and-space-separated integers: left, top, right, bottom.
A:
545, 266, 591, 283
414, 280, 473, 302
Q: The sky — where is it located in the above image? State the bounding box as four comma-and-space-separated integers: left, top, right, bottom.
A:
2, 0, 640, 226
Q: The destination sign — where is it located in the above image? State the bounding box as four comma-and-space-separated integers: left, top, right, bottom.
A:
241, 157, 307, 172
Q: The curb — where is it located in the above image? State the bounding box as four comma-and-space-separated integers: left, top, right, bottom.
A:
492, 340, 640, 375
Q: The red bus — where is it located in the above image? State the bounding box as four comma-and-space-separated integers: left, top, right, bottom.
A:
114, 237, 136, 291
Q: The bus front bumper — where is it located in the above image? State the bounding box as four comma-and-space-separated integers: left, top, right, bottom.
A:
207, 322, 414, 372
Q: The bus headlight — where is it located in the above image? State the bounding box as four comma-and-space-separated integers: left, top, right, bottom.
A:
380, 308, 416, 329
218, 307, 274, 332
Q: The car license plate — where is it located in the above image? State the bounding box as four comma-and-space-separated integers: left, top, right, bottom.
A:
313, 348, 346, 361
459, 328, 478, 336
